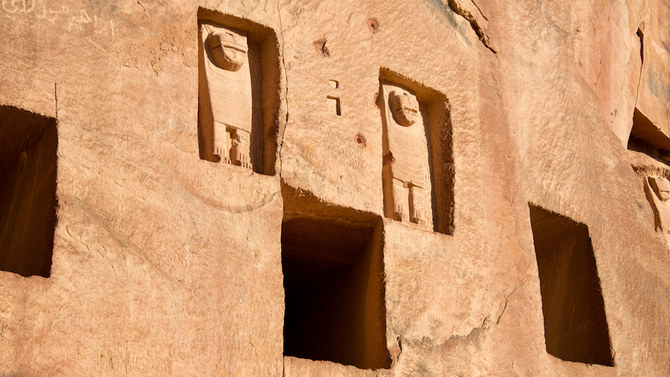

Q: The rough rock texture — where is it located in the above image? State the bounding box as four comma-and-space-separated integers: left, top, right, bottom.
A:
0, 0, 669, 376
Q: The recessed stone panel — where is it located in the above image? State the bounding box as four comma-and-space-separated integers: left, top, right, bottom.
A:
198, 8, 280, 175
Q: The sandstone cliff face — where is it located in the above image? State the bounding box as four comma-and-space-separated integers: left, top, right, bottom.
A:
0, 0, 668, 376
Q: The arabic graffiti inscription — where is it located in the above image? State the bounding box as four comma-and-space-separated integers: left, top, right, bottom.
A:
2, 0, 116, 37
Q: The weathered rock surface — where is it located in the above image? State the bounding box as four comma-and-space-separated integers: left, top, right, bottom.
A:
0, 0, 668, 376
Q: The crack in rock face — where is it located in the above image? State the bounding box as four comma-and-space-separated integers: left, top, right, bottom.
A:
447, 0, 496, 53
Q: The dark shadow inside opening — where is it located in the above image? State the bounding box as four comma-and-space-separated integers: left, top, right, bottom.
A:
282, 198, 390, 369
0, 105, 57, 278
528, 204, 614, 366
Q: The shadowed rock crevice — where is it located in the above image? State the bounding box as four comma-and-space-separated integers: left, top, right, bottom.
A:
528, 204, 614, 366
275, 0, 290, 180
447, 0, 496, 53
632, 26, 645, 118
0, 106, 58, 278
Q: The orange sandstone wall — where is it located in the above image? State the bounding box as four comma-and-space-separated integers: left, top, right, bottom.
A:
0, 0, 668, 376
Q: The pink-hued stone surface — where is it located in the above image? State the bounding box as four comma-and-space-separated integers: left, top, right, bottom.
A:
0, 0, 668, 376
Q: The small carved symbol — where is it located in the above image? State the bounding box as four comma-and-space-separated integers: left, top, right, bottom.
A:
354, 132, 367, 148
367, 18, 380, 33
313, 38, 330, 57
327, 79, 341, 116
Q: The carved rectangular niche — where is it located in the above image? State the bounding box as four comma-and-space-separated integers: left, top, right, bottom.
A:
0, 105, 57, 277
528, 204, 614, 366
281, 184, 391, 370
378, 68, 454, 235
197, 8, 280, 175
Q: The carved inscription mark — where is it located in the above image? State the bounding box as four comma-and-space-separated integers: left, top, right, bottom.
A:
1, 0, 116, 37
327, 79, 341, 116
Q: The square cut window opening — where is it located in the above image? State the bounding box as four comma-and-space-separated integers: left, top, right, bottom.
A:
0, 105, 57, 278
528, 204, 614, 366
282, 215, 391, 370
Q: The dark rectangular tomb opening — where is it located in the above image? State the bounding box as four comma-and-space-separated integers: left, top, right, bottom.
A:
282, 185, 391, 369
528, 204, 614, 366
0, 105, 57, 277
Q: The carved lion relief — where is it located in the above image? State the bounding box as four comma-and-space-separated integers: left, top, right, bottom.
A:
380, 83, 431, 226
